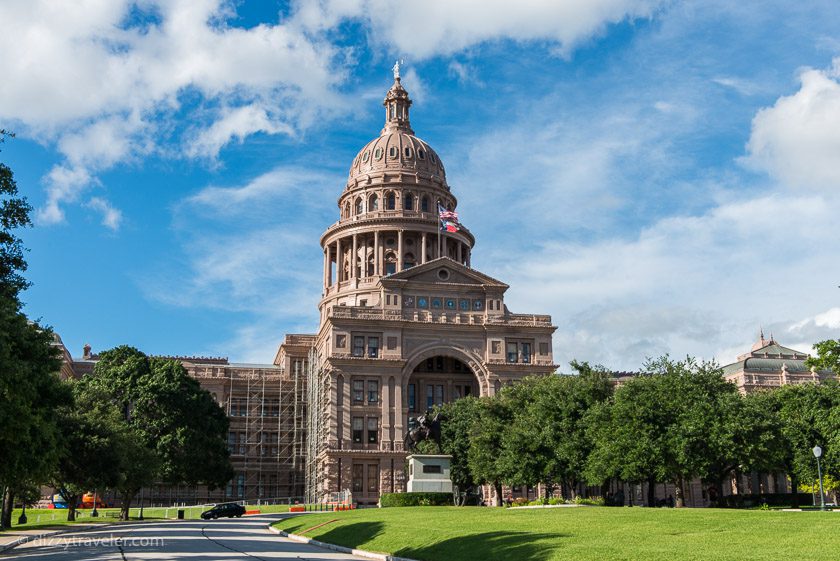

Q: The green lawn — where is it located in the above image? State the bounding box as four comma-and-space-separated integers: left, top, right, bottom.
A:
4, 503, 289, 532
274, 506, 840, 561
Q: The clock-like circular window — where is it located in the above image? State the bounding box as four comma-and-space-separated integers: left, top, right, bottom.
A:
438, 269, 450, 281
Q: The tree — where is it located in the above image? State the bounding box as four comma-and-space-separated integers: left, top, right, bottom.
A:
468, 396, 513, 506
0, 129, 32, 303
52, 382, 125, 522
586, 356, 741, 507
434, 396, 482, 490
498, 367, 613, 501
806, 339, 840, 375
82, 346, 233, 519
757, 381, 840, 507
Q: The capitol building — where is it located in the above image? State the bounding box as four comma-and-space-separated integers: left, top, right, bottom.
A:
59, 68, 557, 506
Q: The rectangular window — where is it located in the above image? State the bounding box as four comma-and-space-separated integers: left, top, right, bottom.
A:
368, 380, 379, 404
352, 464, 364, 493
408, 384, 416, 412
426, 385, 434, 410
352, 417, 364, 444
521, 342, 531, 363
464, 385, 472, 397
435, 384, 444, 406
491, 340, 502, 354
352, 336, 365, 357
368, 464, 379, 493
353, 380, 364, 403
238, 432, 246, 455
453, 386, 461, 400
367, 417, 379, 444
227, 431, 236, 454
236, 474, 245, 497
368, 337, 379, 358
507, 342, 518, 363
335, 334, 346, 348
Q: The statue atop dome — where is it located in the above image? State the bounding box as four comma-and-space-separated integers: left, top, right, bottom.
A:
392, 59, 402, 80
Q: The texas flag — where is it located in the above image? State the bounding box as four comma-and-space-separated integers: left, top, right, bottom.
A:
440, 220, 459, 233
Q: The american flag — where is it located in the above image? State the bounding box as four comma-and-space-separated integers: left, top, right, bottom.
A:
438, 204, 459, 221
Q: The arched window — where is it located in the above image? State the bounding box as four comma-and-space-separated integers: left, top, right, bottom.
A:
390, 105, 396, 118
369, 193, 379, 212
367, 254, 375, 276
404, 193, 414, 211
418, 148, 425, 160
421, 196, 430, 213
385, 192, 396, 210
384, 251, 397, 275
344, 202, 350, 219
355, 197, 363, 215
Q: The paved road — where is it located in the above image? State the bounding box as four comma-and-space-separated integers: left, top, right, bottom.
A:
6, 514, 370, 560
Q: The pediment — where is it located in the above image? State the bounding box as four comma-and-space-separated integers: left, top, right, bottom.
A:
380, 258, 509, 290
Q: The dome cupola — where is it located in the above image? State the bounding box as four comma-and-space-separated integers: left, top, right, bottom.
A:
383, 61, 413, 135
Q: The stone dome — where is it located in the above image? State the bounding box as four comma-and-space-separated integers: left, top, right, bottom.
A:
348, 131, 446, 181
348, 72, 447, 185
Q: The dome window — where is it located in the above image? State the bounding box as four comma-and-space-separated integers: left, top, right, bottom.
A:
421, 196, 430, 212
355, 197, 363, 215
385, 192, 396, 210
362, 151, 370, 162
430, 153, 437, 163
404, 147, 413, 158
418, 149, 425, 160
404, 193, 414, 211
369, 193, 379, 211
389, 146, 397, 158
374, 148, 383, 160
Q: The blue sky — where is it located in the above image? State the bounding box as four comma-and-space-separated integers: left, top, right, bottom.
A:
2, 0, 839, 370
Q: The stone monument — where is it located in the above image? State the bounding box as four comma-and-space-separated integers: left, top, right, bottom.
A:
406, 454, 453, 493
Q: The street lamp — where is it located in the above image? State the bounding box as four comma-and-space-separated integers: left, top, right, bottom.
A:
91, 489, 99, 518
813, 446, 826, 511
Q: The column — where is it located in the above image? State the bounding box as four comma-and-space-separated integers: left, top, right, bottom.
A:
381, 376, 391, 450
457, 241, 463, 264
336, 238, 342, 282
323, 247, 329, 288
352, 234, 358, 279
421, 233, 427, 264
393, 382, 404, 449
465, 247, 471, 268
397, 229, 404, 272
373, 230, 380, 276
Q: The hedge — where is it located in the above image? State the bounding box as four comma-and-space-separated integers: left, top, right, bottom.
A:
715, 493, 812, 508
379, 492, 453, 507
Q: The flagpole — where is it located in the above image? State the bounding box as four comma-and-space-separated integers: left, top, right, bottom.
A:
437, 204, 442, 259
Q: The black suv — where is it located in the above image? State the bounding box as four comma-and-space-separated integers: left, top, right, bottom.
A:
200, 503, 246, 520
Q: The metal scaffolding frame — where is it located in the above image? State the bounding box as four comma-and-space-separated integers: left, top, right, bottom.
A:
304, 346, 330, 504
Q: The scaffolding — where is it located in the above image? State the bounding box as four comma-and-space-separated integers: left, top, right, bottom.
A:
304, 346, 330, 504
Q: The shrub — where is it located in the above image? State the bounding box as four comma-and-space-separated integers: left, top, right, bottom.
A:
379, 492, 452, 507
715, 493, 811, 509
573, 496, 605, 506
547, 497, 563, 505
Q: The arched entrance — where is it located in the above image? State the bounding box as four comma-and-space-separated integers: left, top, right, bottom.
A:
405, 355, 479, 416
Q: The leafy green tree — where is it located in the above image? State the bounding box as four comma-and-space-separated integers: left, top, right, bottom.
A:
52, 382, 125, 521
0, 130, 69, 528
82, 346, 233, 519
587, 356, 741, 507
757, 381, 840, 507
806, 340, 840, 375
468, 396, 514, 505
498, 367, 613, 500
434, 396, 481, 490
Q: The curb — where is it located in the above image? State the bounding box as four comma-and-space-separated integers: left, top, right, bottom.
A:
267, 525, 419, 561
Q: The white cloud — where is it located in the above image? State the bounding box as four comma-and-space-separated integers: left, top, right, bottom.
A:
744, 58, 840, 191
486, 192, 840, 370
299, 0, 664, 58
86, 197, 123, 230
0, 0, 341, 226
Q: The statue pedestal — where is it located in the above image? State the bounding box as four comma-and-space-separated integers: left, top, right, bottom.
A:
406, 454, 453, 493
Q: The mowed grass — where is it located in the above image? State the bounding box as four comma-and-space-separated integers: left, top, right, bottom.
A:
4, 503, 289, 532
274, 506, 840, 561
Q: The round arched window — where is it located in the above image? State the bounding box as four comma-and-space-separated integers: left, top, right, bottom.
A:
418, 149, 425, 160
404, 147, 413, 158
389, 146, 397, 158
374, 148, 383, 160
362, 151, 370, 162
355, 198, 363, 215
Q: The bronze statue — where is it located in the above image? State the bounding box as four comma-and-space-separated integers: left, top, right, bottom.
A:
404, 411, 443, 453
